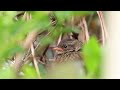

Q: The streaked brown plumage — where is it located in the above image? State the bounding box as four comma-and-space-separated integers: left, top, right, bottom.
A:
47, 39, 87, 78
53, 39, 83, 63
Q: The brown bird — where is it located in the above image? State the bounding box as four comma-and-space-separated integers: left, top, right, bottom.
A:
47, 39, 87, 78
53, 39, 83, 62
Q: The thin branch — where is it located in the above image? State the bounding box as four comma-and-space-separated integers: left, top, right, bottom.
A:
82, 17, 89, 42
78, 17, 89, 43
97, 11, 108, 46
23, 26, 57, 64
57, 33, 62, 46
78, 25, 85, 43
31, 43, 41, 79
13, 30, 38, 71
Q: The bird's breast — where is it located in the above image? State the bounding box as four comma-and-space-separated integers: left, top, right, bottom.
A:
55, 51, 82, 63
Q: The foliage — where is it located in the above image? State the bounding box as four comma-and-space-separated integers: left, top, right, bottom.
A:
0, 11, 102, 79
83, 36, 102, 78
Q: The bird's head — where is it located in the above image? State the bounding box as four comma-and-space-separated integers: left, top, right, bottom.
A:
53, 39, 83, 55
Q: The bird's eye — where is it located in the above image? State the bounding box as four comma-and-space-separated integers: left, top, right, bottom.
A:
63, 44, 67, 48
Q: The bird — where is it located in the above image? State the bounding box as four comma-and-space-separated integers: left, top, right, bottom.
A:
47, 39, 87, 79
53, 39, 83, 62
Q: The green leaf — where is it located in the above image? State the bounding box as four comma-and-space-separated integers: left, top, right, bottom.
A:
38, 64, 47, 78
0, 67, 16, 79
72, 11, 95, 16
83, 36, 102, 78
22, 64, 38, 79
32, 11, 50, 28
54, 11, 95, 23
54, 11, 72, 23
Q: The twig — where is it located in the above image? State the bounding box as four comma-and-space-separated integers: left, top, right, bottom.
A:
70, 16, 75, 39
57, 33, 62, 46
31, 43, 41, 79
78, 17, 89, 43
13, 30, 38, 71
13, 12, 52, 72
82, 17, 89, 42
23, 26, 58, 64
97, 11, 108, 46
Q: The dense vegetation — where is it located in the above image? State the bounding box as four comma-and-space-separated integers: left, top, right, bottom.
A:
0, 11, 105, 79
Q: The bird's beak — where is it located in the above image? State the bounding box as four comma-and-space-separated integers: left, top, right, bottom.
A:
53, 47, 64, 51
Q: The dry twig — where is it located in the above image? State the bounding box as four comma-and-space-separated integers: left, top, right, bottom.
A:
13, 30, 38, 71
31, 43, 41, 79
57, 34, 62, 46
82, 17, 89, 42
78, 17, 89, 43
97, 11, 108, 46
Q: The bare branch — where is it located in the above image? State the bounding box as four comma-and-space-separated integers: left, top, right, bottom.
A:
78, 17, 89, 43
31, 43, 41, 79
97, 11, 108, 46
13, 30, 38, 71
57, 34, 62, 46
82, 17, 89, 42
